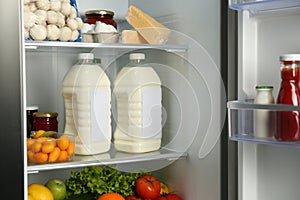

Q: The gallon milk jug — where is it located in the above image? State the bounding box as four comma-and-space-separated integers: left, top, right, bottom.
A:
62, 53, 111, 155
113, 53, 162, 153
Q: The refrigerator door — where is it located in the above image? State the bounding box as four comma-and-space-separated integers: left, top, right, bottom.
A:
229, 2, 300, 200
0, 0, 25, 199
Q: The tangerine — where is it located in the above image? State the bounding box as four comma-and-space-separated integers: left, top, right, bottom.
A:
57, 150, 68, 162
48, 147, 61, 163
97, 193, 125, 200
27, 150, 35, 162
42, 142, 56, 154
32, 142, 42, 153
34, 130, 46, 139
66, 141, 75, 156
27, 139, 35, 150
35, 152, 48, 163
57, 135, 70, 150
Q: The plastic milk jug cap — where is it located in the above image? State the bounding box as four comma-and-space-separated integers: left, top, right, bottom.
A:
129, 53, 145, 60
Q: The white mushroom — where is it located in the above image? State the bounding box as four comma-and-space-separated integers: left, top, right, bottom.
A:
66, 18, 78, 30
29, 2, 37, 12
24, 28, 30, 38
30, 24, 47, 41
56, 11, 65, 28
47, 10, 58, 24
24, 4, 30, 12
71, 30, 79, 41
60, 0, 70, 3
47, 24, 61, 40
50, 0, 61, 11
60, 2, 71, 17
34, 9, 47, 25
75, 17, 83, 30
24, 0, 31, 5
69, 6, 77, 19
59, 26, 72, 41
24, 11, 38, 29
36, 0, 50, 11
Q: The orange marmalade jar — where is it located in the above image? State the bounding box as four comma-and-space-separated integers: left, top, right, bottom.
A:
276, 54, 300, 141
84, 10, 117, 29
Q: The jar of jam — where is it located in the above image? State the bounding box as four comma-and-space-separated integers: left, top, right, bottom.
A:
276, 54, 300, 141
33, 112, 58, 132
84, 10, 117, 29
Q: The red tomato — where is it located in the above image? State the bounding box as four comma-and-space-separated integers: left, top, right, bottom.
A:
165, 193, 181, 200
155, 194, 182, 200
135, 174, 161, 199
125, 195, 142, 200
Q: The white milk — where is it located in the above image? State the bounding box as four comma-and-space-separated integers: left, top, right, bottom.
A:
62, 53, 111, 155
113, 53, 162, 153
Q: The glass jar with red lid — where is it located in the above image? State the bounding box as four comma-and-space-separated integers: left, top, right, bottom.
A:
33, 112, 58, 132
84, 10, 117, 29
276, 54, 300, 141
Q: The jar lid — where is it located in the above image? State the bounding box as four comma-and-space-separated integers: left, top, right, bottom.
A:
33, 112, 58, 118
26, 106, 39, 111
256, 86, 273, 89
78, 53, 94, 60
280, 54, 300, 61
85, 10, 114, 16
129, 53, 145, 60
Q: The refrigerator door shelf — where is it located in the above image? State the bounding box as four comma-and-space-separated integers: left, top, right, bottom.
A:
229, 0, 300, 14
227, 99, 300, 147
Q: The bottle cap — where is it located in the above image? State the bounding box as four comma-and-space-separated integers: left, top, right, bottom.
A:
280, 54, 300, 61
26, 106, 39, 111
129, 53, 145, 60
256, 86, 273, 89
78, 53, 94, 60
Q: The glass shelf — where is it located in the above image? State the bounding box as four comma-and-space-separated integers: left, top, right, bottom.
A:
229, 0, 300, 13
27, 146, 187, 174
25, 41, 188, 53
227, 99, 300, 147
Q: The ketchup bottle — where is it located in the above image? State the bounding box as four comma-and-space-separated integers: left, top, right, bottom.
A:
276, 54, 300, 141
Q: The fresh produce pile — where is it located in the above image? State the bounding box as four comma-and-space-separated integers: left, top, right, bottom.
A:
28, 166, 182, 200
65, 166, 143, 199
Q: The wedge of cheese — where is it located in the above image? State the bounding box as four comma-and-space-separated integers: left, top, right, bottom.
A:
121, 30, 148, 44
125, 5, 171, 45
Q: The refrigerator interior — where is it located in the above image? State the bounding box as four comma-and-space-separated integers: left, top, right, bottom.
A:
25, 0, 225, 200
234, 6, 300, 200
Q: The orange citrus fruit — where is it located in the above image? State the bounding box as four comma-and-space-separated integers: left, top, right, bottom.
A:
34, 130, 46, 139
32, 142, 42, 153
28, 183, 54, 200
27, 139, 35, 150
97, 193, 125, 200
48, 147, 61, 163
35, 152, 48, 163
57, 135, 70, 150
57, 150, 68, 161
27, 150, 35, 162
42, 142, 56, 154
66, 141, 75, 156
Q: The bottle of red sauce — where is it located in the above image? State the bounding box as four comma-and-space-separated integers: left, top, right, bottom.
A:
276, 54, 300, 141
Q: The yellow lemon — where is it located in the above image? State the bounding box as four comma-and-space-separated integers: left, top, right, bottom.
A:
28, 183, 54, 200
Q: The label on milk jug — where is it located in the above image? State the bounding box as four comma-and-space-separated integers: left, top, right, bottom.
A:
90, 88, 111, 141
142, 87, 162, 139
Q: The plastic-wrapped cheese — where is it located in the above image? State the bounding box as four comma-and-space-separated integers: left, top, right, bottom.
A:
125, 5, 171, 44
